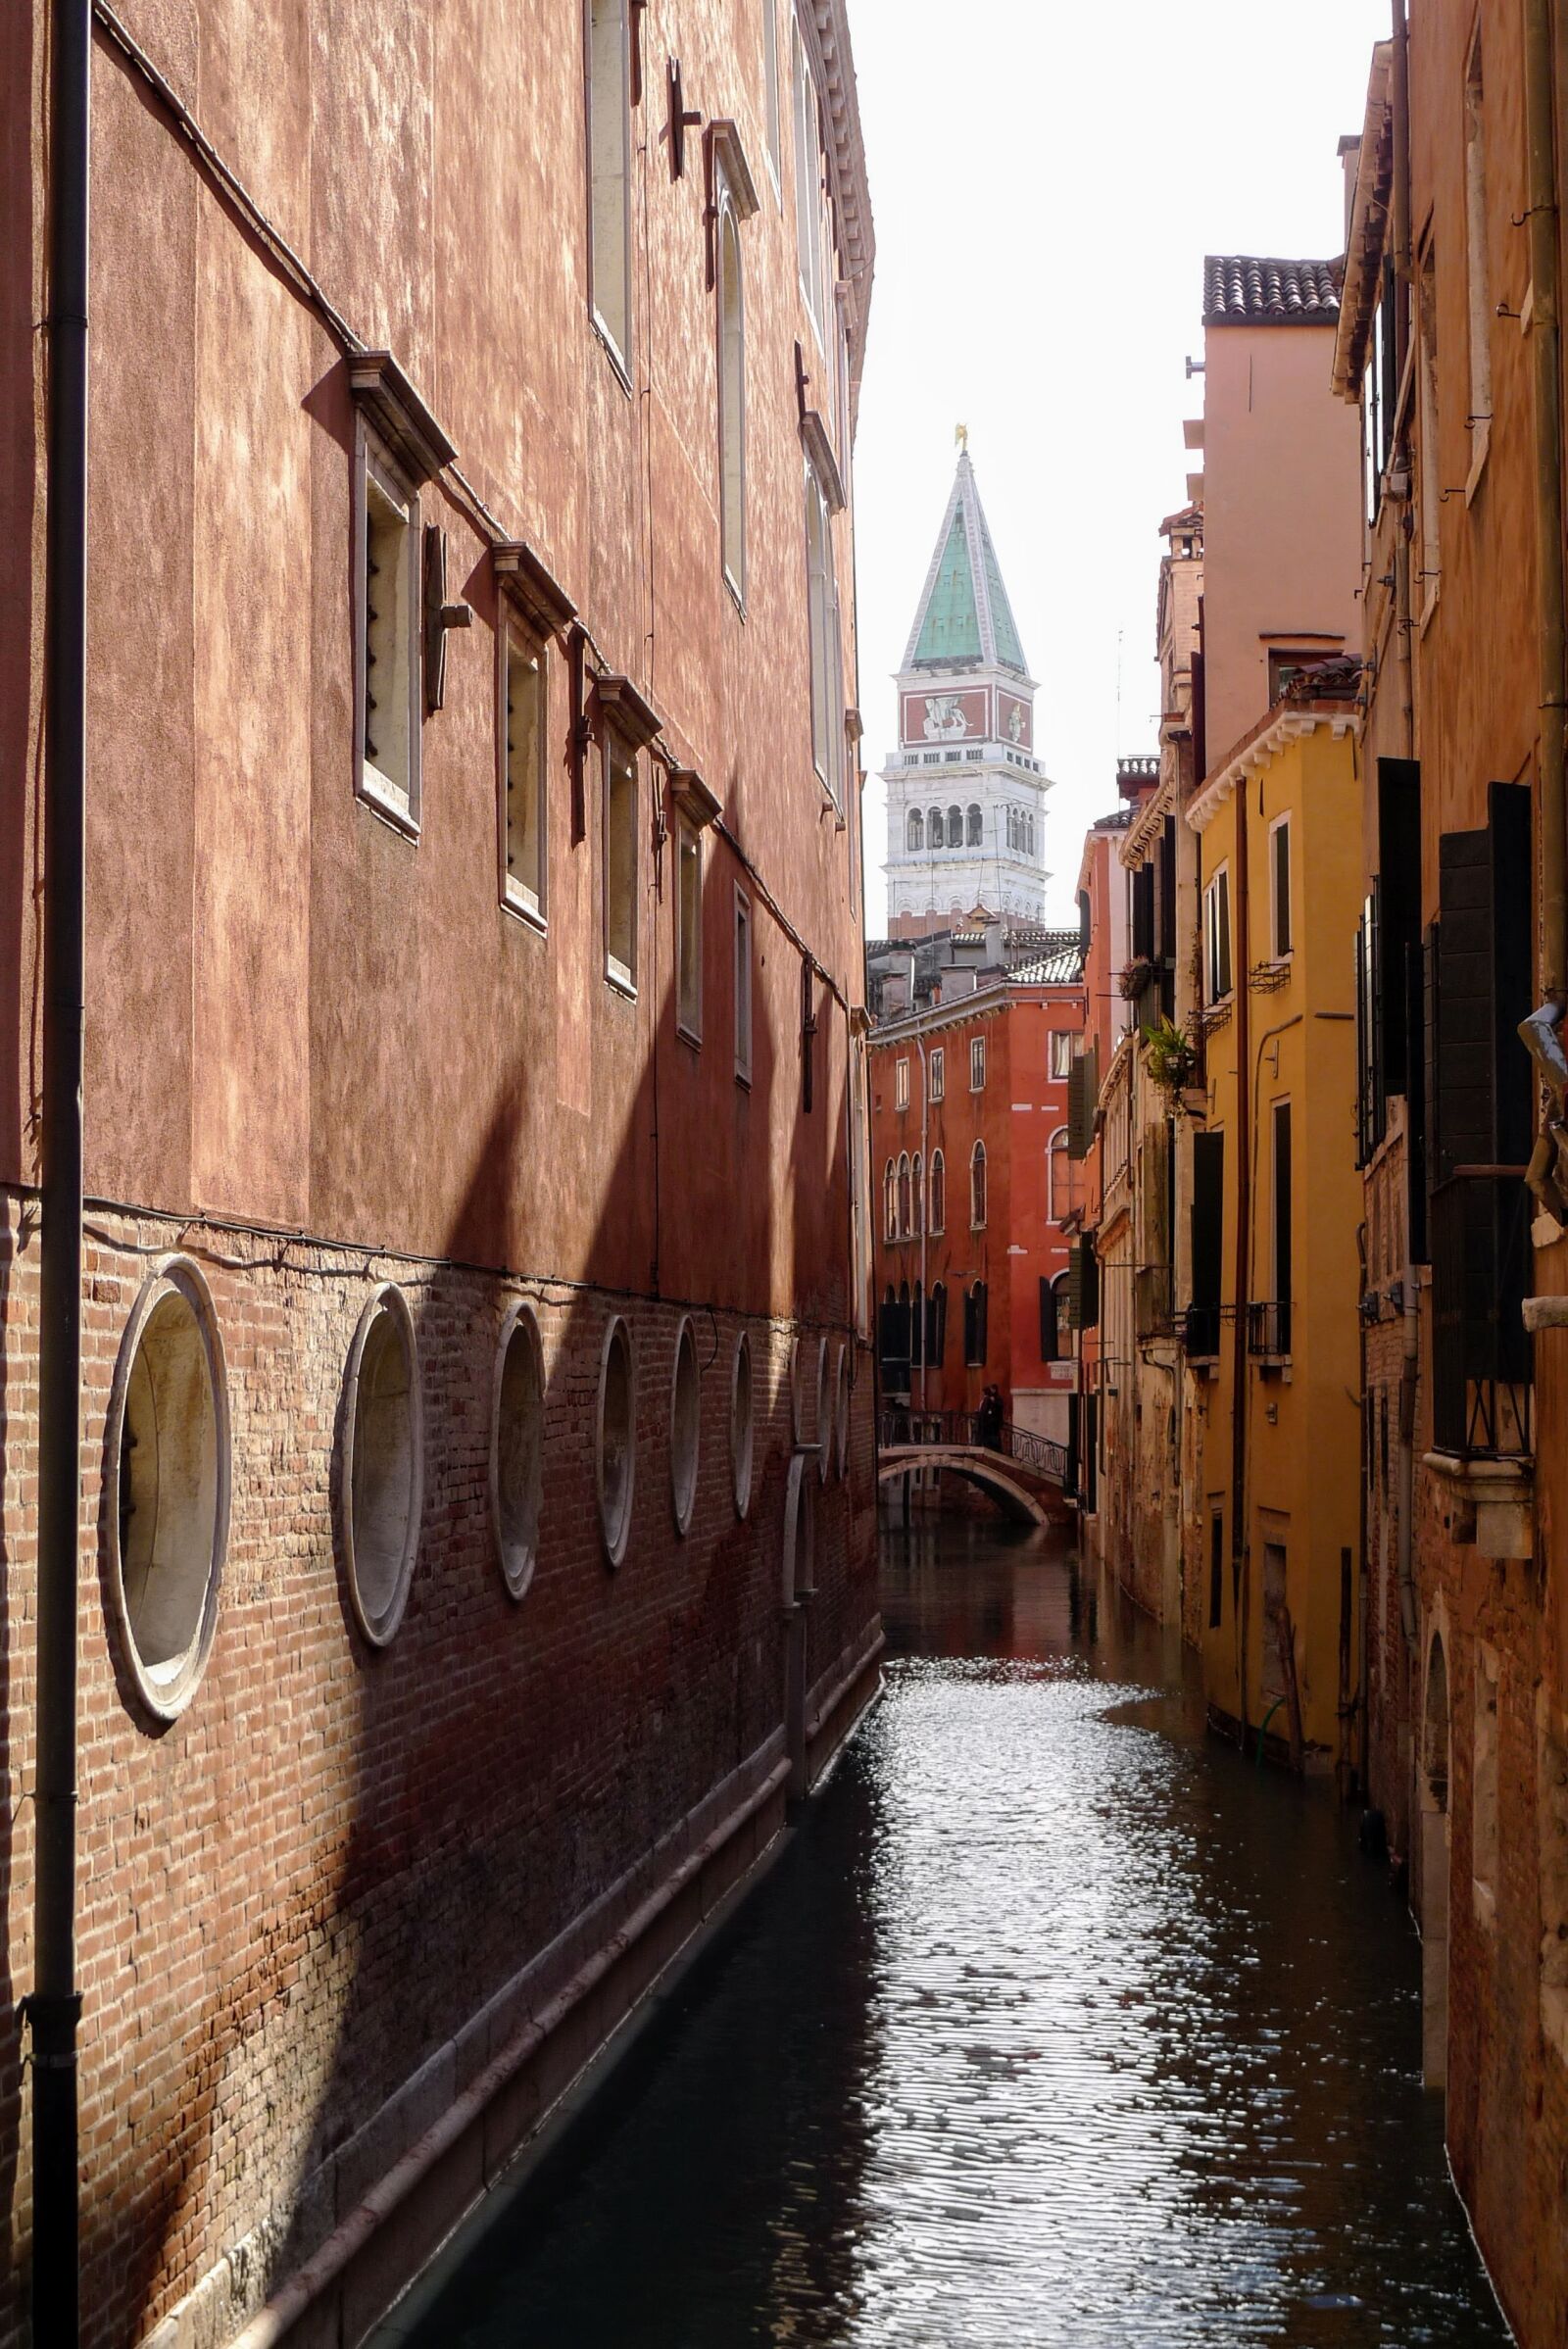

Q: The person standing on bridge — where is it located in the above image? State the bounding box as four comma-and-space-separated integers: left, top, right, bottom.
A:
978, 1385, 1004, 1451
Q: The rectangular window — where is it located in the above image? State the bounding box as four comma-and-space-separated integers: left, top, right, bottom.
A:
604, 730, 638, 991
675, 819, 702, 1042
1272, 1101, 1293, 1352
587, 0, 632, 371
1270, 816, 1292, 957
358, 433, 420, 830
500, 624, 546, 922
734, 885, 753, 1083
930, 1046, 945, 1101
1208, 1510, 1224, 1630
895, 1057, 909, 1111
1417, 242, 1440, 612
791, 17, 826, 339
1464, 32, 1492, 481
963, 1281, 988, 1366
761, 0, 781, 184
1050, 1028, 1072, 1081
717, 189, 746, 601
970, 1036, 986, 1091
1203, 866, 1232, 1002
805, 465, 840, 803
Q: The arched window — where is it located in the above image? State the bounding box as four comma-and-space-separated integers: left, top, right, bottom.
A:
970, 1139, 987, 1228
906, 807, 923, 852
717, 201, 746, 596
967, 803, 982, 845
947, 804, 961, 845
884, 1157, 897, 1242
911, 1150, 924, 1236
1049, 1125, 1071, 1222
929, 806, 944, 849
1028, 812, 1036, 855
929, 1148, 946, 1234
898, 1151, 912, 1237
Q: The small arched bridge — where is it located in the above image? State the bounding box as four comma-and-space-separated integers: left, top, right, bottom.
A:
877, 1407, 1072, 1526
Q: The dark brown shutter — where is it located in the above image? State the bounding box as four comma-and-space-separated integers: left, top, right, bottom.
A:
1191, 1132, 1224, 1310
1039, 1275, 1058, 1362
1132, 859, 1155, 961
1432, 783, 1532, 1183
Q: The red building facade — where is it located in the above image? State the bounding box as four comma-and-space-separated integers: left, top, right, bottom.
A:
870, 954, 1083, 1446
2, 4, 878, 2342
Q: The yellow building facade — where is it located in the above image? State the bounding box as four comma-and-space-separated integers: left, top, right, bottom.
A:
1186, 689, 1364, 1775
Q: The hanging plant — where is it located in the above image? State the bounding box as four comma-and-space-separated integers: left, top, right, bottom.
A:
1118, 955, 1156, 1002
1141, 1015, 1200, 1095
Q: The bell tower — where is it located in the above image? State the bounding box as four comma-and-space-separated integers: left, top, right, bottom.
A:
881, 442, 1050, 939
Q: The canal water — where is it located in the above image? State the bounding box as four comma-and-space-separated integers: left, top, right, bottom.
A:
387, 1519, 1509, 2348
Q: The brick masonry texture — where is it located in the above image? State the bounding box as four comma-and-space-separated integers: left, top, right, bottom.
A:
0, 1194, 879, 2344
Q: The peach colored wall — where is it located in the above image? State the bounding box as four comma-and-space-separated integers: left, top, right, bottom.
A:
6, 0, 870, 1332
1200, 321, 1362, 765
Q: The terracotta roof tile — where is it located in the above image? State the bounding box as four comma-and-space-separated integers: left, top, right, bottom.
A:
1202, 255, 1341, 326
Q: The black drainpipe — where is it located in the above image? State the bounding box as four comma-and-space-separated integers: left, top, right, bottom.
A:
28, 0, 91, 2336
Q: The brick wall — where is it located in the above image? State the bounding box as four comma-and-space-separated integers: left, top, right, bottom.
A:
0, 1195, 877, 2345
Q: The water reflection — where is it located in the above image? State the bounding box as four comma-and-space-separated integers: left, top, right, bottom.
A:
395, 1518, 1509, 2348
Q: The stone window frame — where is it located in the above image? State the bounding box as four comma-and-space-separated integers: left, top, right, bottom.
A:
730, 1330, 756, 1519
734, 883, 754, 1085
339, 1283, 425, 1649
597, 1314, 637, 1568
894, 1056, 909, 1112
834, 1343, 852, 1480
497, 612, 550, 932
347, 353, 455, 843
670, 1314, 702, 1537
928, 1147, 946, 1236
585, 0, 634, 386
970, 1034, 987, 1092
814, 1335, 832, 1485
490, 1300, 546, 1601
104, 1255, 231, 1724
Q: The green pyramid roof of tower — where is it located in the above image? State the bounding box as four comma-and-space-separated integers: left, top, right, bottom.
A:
905, 452, 1029, 676
911, 510, 983, 666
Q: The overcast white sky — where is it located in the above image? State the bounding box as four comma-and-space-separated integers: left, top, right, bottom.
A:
846, 0, 1389, 936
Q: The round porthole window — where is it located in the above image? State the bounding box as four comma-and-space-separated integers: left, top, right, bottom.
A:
341, 1286, 422, 1647
670, 1318, 701, 1536
730, 1331, 755, 1520
835, 1345, 852, 1480
598, 1316, 636, 1567
492, 1302, 545, 1599
107, 1258, 229, 1721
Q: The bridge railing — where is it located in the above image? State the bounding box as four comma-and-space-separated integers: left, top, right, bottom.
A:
878, 1406, 1066, 1487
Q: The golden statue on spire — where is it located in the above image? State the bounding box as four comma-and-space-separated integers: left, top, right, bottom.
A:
956, 422, 968, 452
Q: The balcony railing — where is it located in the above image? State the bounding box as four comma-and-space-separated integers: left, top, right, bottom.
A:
1431, 1171, 1533, 1458
1246, 1300, 1292, 1359
878, 1406, 1067, 1486
1180, 1303, 1222, 1361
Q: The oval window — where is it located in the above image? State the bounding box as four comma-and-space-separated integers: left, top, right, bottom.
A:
731, 1331, 755, 1519
107, 1260, 229, 1720
814, 1337, 832, 1485
598, 1317, 636, 1567
341, 1287, 422, 1646
670, 1317, 701, 1535
492, 1303, 545, 1599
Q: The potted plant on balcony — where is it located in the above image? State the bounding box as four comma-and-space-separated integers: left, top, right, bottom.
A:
1118, 955, 1156, 1002
1141, 1014, 1202, 1109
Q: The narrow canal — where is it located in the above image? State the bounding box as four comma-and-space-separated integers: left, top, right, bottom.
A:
386, 1520, 1509, 2347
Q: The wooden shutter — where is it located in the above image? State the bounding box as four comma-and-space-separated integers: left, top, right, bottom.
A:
1131, 859, 1155, 960
1068, 1042, 1098, 1158
928, 1284, 947, 1366
1272, 821, 1292, 954
1190, 1131, 1224, 1310
1039, 1275, 1058, 1362
1433, 782, 1532, 1184
1377, 758, 1421, 1099
1068, 1240, 1099, 1330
